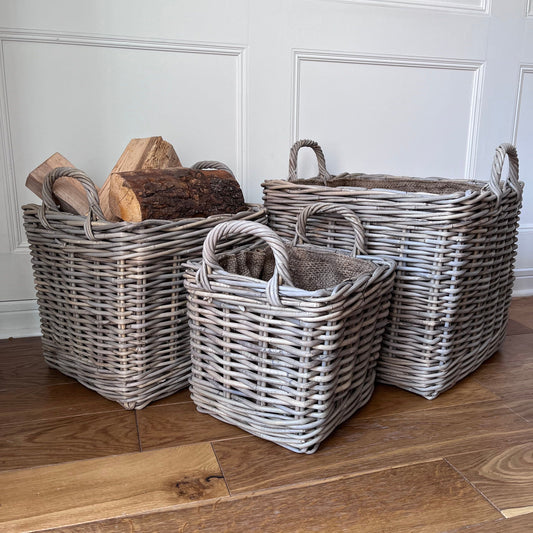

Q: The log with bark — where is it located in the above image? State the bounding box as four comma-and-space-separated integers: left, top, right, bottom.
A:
109, 167, 247, 222
99, 136, 182, 220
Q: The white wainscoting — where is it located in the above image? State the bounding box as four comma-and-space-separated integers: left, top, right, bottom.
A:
0, 0, 532, 338
292, 50, 483, 179
338, 0, 490, 14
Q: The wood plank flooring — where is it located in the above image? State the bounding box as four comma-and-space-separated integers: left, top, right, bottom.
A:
0, 296, 532, 532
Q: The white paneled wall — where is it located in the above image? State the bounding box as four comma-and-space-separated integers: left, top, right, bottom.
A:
0, 0, 531, 337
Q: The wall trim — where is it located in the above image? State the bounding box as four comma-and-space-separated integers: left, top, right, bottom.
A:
513, 269, 533, 297
325, 0, 490, 15
0, 28, 248, 251
292, 50, 485, 179
0, 299, 40, 339
527, 0, 533, 18
512, 65, 533, 145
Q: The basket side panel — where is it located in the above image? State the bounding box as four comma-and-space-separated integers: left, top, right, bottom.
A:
263, 181, 522, 398
23, 206, 267, 409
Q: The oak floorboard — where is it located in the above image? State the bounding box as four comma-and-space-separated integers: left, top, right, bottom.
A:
0, 411, 139, 472
213, 401, 532, 494
358, 377, 498, 420
143, 387, 192, 407
452, 513, 533, 532
43, 460, 501, 533
505, 318, 533, 336
479, 333, 533, 368
446, 441, 533, 518
137, 400, 248, 450
0, 443, 228, 533
508, 297, 533, 330
0, 337, 74, 391
0, 382, 123, 426
471, 335, 533, 422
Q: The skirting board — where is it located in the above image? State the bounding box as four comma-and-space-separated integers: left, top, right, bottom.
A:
0, 300, 41, 339
1, 272, 533, 339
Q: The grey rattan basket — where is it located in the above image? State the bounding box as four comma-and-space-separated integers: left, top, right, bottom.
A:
22, 166, 267, 409
184, 204, 395, 453
262, 140, 524, 399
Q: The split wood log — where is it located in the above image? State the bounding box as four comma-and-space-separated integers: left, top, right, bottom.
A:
25, 153, 92, 215
99, 136, 182, 221
109, 167, 247, 222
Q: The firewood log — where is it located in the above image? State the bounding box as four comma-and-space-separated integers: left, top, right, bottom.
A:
99, 136, 181, 220
25, 153, 91, 215
109, 167, 246, 222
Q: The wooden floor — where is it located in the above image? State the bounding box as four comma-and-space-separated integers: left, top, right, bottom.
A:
1, 298, 532, 532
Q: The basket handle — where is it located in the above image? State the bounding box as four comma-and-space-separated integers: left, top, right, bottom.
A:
39, 167, 106, 240
293, 203, 367, 257
191, 160, 235, 177
489, 143, 522, 202
196, 220, 294, 307
288, 139, 331, 185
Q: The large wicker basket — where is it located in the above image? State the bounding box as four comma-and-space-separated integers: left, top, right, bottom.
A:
184, 203, 395, 453
262, 140, 524, 399
22, 166, 267, 409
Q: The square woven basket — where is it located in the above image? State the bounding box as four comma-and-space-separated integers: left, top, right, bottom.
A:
22, 165, 267, 409
262, 140, 524, 399
184, 203, 395, 453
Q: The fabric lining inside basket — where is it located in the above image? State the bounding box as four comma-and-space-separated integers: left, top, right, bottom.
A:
218, 246, 376, 292
294, 174, 483, 195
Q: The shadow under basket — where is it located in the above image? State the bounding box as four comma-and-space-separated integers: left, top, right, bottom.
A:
22, 166, 267, 409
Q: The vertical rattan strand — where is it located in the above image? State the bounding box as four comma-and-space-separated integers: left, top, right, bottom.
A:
258, 310, 268, 408
223, 305, 232, 401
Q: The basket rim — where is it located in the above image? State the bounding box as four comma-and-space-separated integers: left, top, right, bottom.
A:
22, 202, 265, 230
261, 175, 525, 200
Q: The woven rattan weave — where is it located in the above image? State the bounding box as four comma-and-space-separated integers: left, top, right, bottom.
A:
262, 140, 524, 399
22, 166, 266, 409
184, 204, 395, 453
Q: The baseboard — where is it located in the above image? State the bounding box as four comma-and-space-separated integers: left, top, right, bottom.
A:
2, 270, 533, 339
0, 300, 41, 339
512, 269, 533, 297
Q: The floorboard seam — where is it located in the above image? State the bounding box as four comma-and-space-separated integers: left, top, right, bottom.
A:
442, 457, 505, 518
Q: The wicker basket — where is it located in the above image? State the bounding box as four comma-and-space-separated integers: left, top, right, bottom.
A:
262, 140, 524, 399
22, 166, 267, 409
183, 203, 395, 453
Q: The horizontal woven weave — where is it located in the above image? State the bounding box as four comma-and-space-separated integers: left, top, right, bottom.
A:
184, 204, 395, 453
23, 166, 267, 409
262, 140, 524, 399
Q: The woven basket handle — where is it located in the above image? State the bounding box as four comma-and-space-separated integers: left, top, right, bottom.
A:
191, 160, 235, 177
293, 203, 367, 257
288, 139, 331, 185
197, 220, 294, 307
489, 143, 522, 202
40, 167, 106, 240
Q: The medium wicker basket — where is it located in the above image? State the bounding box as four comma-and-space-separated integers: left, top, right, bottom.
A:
22, 166, 266, 409
262, 140, 524, 399
184, 203, 395, 453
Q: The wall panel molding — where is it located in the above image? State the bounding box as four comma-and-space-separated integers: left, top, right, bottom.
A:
512, 65, 533, 144
326, 0, 490, 15
292, 50, 485, 178
0, 28, 247, 252
527, 0, 533, 18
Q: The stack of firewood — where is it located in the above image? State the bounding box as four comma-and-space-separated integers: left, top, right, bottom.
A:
26, 136, 247, 222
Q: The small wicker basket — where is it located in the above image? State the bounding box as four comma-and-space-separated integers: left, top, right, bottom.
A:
22, 165, 266, 409
184, 203, 395, 453
262, 140, 524, 399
